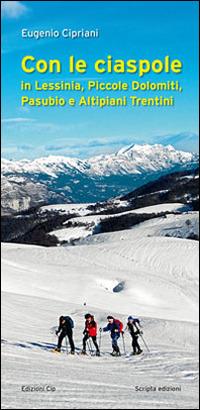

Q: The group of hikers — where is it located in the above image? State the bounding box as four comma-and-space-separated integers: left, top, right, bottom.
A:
54, 313, 143, 356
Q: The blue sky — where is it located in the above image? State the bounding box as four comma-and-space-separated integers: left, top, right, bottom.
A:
1, 1, 199, 159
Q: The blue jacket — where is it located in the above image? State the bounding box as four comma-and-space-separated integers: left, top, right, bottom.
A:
103, 321, 120, 338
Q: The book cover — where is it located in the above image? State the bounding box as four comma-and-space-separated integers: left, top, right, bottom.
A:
1, 1, 199, 409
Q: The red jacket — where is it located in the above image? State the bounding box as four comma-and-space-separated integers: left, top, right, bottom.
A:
85, 318, 97, 337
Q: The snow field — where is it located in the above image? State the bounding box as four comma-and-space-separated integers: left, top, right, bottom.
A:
1, 210, 199, 409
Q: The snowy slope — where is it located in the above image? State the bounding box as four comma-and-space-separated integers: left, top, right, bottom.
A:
1, 175, 50, 215
1, 174, 71, 215
49, 203, 188, 243
1, 212, 199, 409
42, 203, 94, 215
138, 212, 199, 240
2, 292, 199, 410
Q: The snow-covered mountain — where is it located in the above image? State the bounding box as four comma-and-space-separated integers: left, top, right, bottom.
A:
1, 175, 64, 215
2, 144, 198, 176
1, 174, 71, 215
87, 143, 198, 175
1, 144, 198, 214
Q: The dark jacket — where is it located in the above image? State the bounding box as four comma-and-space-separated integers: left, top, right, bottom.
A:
103, 321, 121, 338
58, 316, 74, 334
127, 322, 140, 338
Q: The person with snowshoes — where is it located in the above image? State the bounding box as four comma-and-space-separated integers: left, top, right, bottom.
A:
127, 316, 143, 355
55, 315, 75, 354
82, 313, 100, 356
101, 316, 123, 356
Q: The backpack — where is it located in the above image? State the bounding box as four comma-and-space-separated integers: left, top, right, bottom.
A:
114, 319, 123, 333
64, 316, 74, 329
133, 318, 141, 327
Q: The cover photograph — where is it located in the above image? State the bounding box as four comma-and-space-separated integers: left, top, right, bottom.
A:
1, 1, 199, 409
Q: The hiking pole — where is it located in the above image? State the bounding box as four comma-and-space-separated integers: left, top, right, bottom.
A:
88, 338, 94, 355
87, 340, 92, 356
139, 333, 150, 353
99, 330, 102, 353
65, 337, 68, 354
122, 332, 126, 355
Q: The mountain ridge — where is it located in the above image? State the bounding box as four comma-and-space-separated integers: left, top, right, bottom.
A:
2, 143, 198, 176
1, 143, 199, 214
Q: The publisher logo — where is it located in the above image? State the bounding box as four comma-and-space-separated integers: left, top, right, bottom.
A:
21, 385, 56, 393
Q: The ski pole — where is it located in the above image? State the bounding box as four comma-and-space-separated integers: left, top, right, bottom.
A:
89, 338, 93, 355
87, 340, 92, 356
65, 337, 68, 354
122, 332, 126, 355
140, 333, 150, 352
99, 330, 102, 352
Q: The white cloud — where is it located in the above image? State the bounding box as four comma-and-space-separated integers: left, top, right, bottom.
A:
2, 117, 35, 124
1, 1, 28, 19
